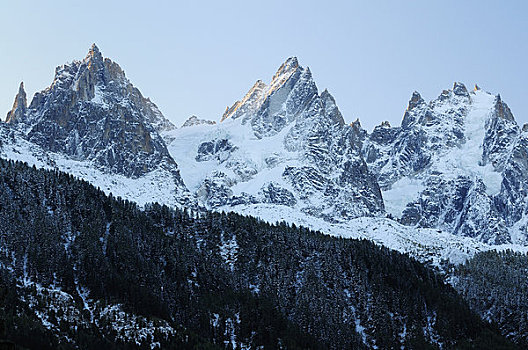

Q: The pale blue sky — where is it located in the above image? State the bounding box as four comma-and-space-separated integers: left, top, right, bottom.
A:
1, 0, 526, 130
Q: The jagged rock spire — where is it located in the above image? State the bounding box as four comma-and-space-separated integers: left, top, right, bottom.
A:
272, 57, 299, 81
320, 89, 345, 126
350, 118, 362, 130
401, 91, 426, 129
85, 43, 103, 63
6, 82, 27, 123
407, 91, 424, 111
453, 82, 469, 97
493, 94, 515, 121
7, 46, 178, 177
268, 57, 300, 92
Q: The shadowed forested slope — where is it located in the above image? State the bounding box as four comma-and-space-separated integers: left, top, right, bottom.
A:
0, 158, 518, 349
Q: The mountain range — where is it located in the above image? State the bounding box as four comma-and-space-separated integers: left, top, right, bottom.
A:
4, 45, 526, 262
1, 45, 528, 349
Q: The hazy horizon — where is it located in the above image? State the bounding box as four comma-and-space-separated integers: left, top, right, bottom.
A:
1, 0, 526, 130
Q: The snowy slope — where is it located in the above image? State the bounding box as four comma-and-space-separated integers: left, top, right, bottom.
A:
166, 118, 294, 194
0, 119, 191, 209
428, 90, 502, 193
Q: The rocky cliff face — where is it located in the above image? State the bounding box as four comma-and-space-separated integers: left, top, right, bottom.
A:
167, 57, 384, 221
6, 44, 178, 179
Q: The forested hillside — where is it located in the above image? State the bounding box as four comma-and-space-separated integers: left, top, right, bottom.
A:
453, 250, 528, 347
0, 159, 518, 349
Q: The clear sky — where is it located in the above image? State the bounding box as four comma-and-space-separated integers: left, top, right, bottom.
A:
1, 0, 526, 130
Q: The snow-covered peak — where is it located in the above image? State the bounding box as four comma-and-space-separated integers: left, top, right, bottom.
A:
4, 45, 179, 178
223, 57, 325, 138
370, 86, 494, 189
431, 82, 471, 109
364, 84, 528, 244
31, 45, 174, 133
220, 57, 323, 138
428, 88, 498, 185
221, 57, 309, 126
41, 45, 124, 103
167, 57, 383, 222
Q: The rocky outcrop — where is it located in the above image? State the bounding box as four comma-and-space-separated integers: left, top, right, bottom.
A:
196, 138, 237, 162
400, 175, 509, 244
181, 115, 216, 128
